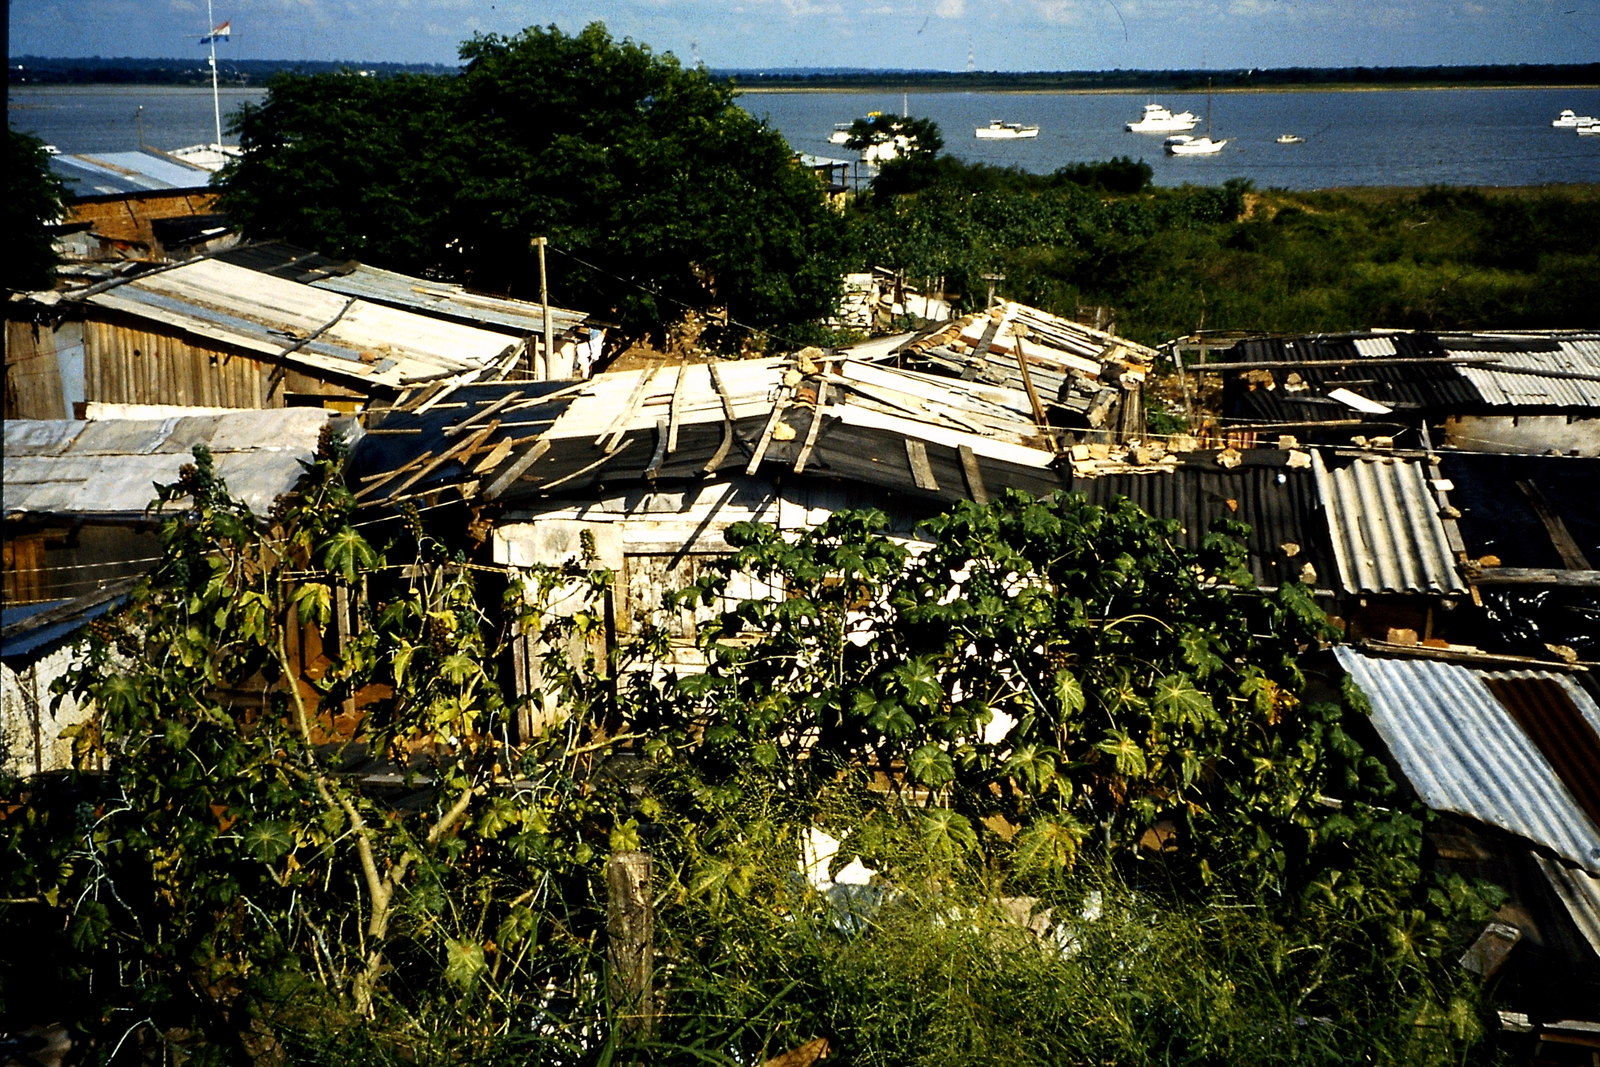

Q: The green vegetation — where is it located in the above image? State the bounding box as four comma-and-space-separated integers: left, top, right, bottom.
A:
1, 453, 1504, 1063
843, 153, 1600, 344
217, 23, 846, 344
3, 129, 66, 293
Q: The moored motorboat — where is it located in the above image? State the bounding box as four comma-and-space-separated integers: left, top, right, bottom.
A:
1275, 133, 1305, 144
1579, 124, 1600, 137
1552, 109, 1597, 128
975, 119, 1040, 140
1125, 102, 1200, 133
1164, 134, 1227, 155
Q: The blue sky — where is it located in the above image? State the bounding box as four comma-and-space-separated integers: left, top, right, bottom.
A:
10, 0, 1600, 71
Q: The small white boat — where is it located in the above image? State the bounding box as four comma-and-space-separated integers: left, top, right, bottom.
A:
1126, 103, 1200, 133
1552, 109, 1597, 129
975, 120, 1040, 140
1164, 134, 1227, 155
1275, 133, 1305, 145
1579, 124, 1600, 137
827, 124, 852, 145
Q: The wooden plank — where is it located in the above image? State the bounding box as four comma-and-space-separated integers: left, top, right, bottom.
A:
793, 375, 830, 474
905, 439, 940, 492
958, 444, 989, 505
706, 361, 741, 424
443, 390, 523, 436
666, 362, 688, 454
644, 417, 669, 481
704, 420, 736, 474
383, 422, 500, 499
1517, 479, 1594, 570
473, 436, 517, 475
596, 367, 658, 452
542, 437, 636, 491
744, 395, 791, 476
483, 438, 552, 499
355, 450, 435, 497
1467, 568, 1600, 587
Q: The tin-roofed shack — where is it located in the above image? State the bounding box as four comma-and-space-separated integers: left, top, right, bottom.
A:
213, 241, 603, 380
1, 407, 335, 776
5, 258, 531, 420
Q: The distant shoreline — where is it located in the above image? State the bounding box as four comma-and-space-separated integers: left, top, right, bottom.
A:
734, 83, 1600, 95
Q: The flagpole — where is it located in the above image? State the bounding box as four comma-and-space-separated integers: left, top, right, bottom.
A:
206, 0, 222, 147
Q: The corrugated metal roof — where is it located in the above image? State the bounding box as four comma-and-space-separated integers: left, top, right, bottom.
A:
1536, 853, 1600, 959
1445, 333, 1600, 409
49, 149, 213, 196
1, 589, 128, 662
213, 243, 590, 339
347, 352, 1066, 509
1313, 451, 1466, 594
79, 259, 521, 390
1336, 647, 1600, 873
1221, 332, 1478, 425
1073, 451, 1328, 588
3, 409, 331, 519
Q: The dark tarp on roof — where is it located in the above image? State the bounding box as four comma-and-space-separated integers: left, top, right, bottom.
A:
1221, 333, 1481, 426
1071, 449, 1328, 588
1441, 453, 1600, 570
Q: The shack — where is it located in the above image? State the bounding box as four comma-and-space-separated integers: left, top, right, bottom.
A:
5, 258, 529, 420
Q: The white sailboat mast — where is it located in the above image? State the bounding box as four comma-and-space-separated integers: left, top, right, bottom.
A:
207, 0, 222, 148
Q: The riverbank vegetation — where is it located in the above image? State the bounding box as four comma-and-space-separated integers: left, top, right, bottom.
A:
845, 155, 1600, 346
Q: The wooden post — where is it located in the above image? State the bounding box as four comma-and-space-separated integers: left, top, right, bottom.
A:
533, 236, 555, 379
606, 850, 654, 1043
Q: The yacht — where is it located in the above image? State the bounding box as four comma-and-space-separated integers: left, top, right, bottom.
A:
1164, 134, 1227, 155
1126, 103, 1200, 133
975, 120, 1040, 140
1552, 109, 1597, 128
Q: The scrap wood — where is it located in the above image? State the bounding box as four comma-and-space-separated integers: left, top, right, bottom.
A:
483, 439, 553, 499
383, 421, 502, 500
542, 437, 637, 491
794, 374, 831, 473
356, 449, 436, 497
596, 366, 659, 453
443, 390, 524, 436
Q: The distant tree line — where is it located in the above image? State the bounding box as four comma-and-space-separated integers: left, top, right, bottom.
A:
14, 55, 1598, 91
7, 54, 458, 86
728, 63, 1600, 92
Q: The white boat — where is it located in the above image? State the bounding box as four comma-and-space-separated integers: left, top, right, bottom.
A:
827, 124, 852, 145
1125, 103, 1200, 133
1579, 124, 1600, 137
1552, 109, 1597, 129
1275, 133, 1305, 145
1164, 134, 1227, 155
975, 120, 1040, 140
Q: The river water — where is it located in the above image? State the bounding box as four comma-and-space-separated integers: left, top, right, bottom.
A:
10, 83, 1600, 190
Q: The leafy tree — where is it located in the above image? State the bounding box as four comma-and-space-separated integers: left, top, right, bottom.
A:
4, 128, 67, 292
0, 440, 638, 1058
652, 493, 1407, 895
218, 23, 847, 346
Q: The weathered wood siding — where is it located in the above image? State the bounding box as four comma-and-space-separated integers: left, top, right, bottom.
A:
83, 314, 358, 409
4, 319, 68, 419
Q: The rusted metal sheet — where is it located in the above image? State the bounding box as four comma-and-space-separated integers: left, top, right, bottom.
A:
1336, 647, 1600, 873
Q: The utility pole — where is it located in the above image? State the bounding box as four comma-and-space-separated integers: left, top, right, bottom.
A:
532, 236, 554, 379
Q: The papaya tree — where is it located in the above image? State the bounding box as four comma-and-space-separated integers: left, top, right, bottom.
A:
0, 437, 635, 1059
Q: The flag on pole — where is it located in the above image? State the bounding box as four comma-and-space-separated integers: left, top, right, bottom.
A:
200, 21, 231, 44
